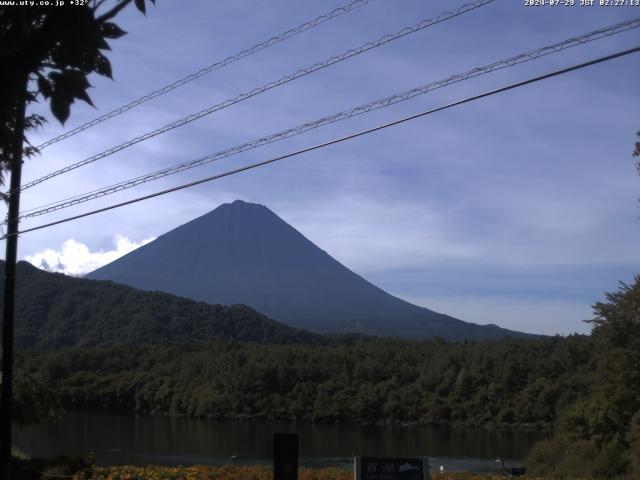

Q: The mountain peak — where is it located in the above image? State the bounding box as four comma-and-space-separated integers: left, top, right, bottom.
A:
225, 199, 258, 208
204, 199, 275, 220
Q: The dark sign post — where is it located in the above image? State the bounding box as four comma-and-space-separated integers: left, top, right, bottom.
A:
273, 433, 298, 480
354, 457, 430, 480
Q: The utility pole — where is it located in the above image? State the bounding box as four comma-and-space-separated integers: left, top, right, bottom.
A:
1, 71, 27, 480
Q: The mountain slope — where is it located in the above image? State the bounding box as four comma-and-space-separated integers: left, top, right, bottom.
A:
88, 200, 532, 340
0, 261, 320, 349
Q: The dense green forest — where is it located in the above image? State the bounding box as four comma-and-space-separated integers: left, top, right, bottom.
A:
1, 261, 320, 348
18, 335, 593, 428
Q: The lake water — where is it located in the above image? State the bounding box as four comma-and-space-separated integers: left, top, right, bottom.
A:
13, 412, 546, 473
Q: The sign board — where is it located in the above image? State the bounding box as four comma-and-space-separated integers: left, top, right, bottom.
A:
354, 457, 430, 480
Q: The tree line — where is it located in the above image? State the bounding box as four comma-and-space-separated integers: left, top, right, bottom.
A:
18, 335, 593, 429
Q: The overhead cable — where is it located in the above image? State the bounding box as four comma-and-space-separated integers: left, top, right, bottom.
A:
35, 0, 377, 150
17, 17, 640, 221
18, 0, 495, 193
5, 45, 639, 240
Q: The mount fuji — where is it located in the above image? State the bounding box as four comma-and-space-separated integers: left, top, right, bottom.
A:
88, 200, 531, 340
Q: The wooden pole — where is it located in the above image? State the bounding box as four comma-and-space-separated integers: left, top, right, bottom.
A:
1, 71, 27, 480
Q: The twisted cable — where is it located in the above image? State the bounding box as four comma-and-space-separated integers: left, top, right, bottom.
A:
18, 16, 640, 221
35, 0, 376, 150
6, 45, 640, 239
19, 0, 496, 192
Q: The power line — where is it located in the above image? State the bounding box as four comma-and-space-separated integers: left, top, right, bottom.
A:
17, 0, 495, 193
16, 17, 640, 221
35, 0, 377, 151
5, 45, 638, 240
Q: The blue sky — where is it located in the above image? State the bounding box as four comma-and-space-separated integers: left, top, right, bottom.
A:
6, 0, 640, 335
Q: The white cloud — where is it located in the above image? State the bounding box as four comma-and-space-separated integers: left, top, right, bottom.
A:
25, 235, 155, 276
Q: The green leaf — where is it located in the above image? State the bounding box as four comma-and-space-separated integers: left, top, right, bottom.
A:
101, 21, 127, 39
48, 70, 95, 121
95, 35, 111, 51
94, 52, 113, 78
65, 73, 92, 103
51, 96, 70, 124
75, 89, 95, 108
134, 0, 146, 15
24, 114, 47, 130
37, 75, 53, 99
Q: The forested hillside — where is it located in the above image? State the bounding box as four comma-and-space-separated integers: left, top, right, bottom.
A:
1, 261, 320, 348
19, 335, 593, 429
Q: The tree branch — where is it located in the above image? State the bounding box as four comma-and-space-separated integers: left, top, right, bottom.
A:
93, 0, 109, 10
96, 0, 134, 23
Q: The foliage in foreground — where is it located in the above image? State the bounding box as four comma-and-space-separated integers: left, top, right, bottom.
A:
49, 464, 545, 480
526, 276, 640, 479
10, 455, 88, 480
87, 465, 351, 480
4, 456, 598, 480
1, 0, 155, 190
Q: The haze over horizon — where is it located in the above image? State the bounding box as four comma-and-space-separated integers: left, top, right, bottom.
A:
4, 0, 639, 336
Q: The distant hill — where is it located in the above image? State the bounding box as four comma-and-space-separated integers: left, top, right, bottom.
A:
88, 200, 533, 340
0, 261, 320, 349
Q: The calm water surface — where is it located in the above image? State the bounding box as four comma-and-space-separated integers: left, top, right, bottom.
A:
14, 412, 546, 473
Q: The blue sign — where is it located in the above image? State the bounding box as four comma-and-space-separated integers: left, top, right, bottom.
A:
354, 457, 430, 480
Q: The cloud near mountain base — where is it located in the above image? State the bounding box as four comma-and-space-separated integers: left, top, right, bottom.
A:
25, 235, 155, 276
